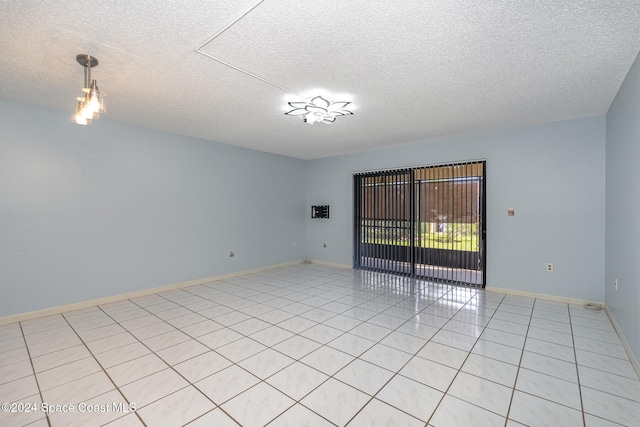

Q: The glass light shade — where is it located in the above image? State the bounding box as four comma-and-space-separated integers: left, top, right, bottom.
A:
87, 81, 102, 113
82, 102, 94, 119
73, 102, 90, 125
74, 114, 89, 125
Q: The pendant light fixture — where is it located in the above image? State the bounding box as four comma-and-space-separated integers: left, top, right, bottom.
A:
72, 54, 105, 125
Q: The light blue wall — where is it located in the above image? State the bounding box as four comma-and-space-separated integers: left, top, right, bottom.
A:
0, 101, 307, 317
606, 51, 640, 359
306, 117, 606, 302
0, 101, 613, 324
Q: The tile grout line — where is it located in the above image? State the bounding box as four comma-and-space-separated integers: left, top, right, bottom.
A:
323, 283, 488, 425
124, 293, 244, 426
568, 305, 588, 427
60, 309, 147, 427
236, 274, 434, 425
185, 275, 360, 426
342, 280, 520, 425
124, 275, 376, 425
295, 278, 435, 426
503, 298, 539, 426
107, 290, 270, 425
17, 321, 52, 427
424, 289, 507, 426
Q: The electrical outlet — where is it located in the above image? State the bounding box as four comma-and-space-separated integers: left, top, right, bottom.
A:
229, 250, 234, 257
546, 263, 553, 272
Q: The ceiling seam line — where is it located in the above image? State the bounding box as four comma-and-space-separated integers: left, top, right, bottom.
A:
194, 0, 268, 51
194, 0, 295, 95
194, 50, 294, 94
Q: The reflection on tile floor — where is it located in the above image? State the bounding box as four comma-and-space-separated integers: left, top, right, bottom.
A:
1, 264, 639, 426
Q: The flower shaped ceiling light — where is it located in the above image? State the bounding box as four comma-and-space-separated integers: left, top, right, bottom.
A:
285, 95, 353, 124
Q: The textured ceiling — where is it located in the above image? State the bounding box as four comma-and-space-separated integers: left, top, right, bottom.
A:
1, 1, 639, 159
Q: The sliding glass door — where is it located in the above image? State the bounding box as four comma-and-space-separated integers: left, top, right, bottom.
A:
353, 169, 412, 275
353, 161, 485, 287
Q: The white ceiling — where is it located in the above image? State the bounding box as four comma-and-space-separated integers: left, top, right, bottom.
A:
1, 1, 639, 159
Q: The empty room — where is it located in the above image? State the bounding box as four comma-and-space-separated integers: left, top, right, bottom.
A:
1, 1, 639, 426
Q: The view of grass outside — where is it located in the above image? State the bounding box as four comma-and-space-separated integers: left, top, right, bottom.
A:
362, 221, 479, 252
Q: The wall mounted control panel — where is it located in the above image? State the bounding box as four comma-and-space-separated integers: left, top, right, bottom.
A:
311, 205, 330, 219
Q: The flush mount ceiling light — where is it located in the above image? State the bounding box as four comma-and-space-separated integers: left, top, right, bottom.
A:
72, 54, 105, 125
285, 95, 353, 124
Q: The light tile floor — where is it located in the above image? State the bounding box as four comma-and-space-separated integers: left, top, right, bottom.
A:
1, 264, 639, 426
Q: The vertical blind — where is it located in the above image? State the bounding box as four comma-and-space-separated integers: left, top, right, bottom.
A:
353, 161, 485, 287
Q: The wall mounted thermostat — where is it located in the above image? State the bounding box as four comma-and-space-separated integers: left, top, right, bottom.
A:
311, 205, 330, 219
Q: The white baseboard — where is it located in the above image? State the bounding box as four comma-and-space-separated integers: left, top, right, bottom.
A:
306, 259, 352, 269
604, 306, 640, 379
485, 285, 604, 306
0, 260, 306, 326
